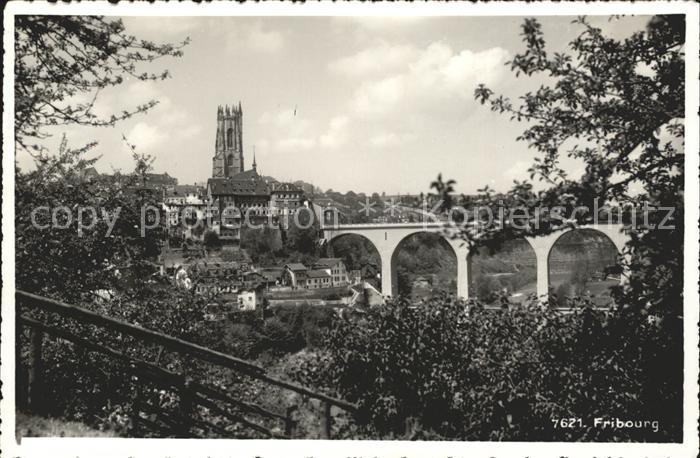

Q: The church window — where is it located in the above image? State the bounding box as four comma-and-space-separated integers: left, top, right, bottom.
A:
227, 154, 234, 167
227, 128, 234, 147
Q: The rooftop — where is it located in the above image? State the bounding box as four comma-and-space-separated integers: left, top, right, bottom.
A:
314, 258, 343, 268
271, 182, 303, 193
208, 171, 270, 195
166, 185, 204, 197
285, 263, 307, 272
306, 269, 332, 279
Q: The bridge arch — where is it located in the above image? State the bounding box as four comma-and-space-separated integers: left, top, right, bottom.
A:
547, 227, 625, 307
390, 231, 459, 298
325, 232, 383, 291
525, 224, 629, 301
470, 237, 538, 304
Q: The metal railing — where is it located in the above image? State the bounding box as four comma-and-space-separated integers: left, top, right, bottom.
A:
16, 290, 357, 439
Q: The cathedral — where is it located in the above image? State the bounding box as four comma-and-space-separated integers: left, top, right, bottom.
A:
207, 103, 305, 242
212, 103, 244, 177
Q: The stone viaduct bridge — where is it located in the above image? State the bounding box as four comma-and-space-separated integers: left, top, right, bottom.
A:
319, 220, 629, 300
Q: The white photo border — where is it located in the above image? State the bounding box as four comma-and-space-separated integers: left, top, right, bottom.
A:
2, 1, 698, 457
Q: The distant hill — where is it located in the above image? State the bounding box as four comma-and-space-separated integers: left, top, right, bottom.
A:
293, 180, 321, 196
260, 176, 321, 197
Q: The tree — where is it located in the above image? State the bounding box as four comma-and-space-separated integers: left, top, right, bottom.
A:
284, 209, 319, 256
241, 226, 283, 264
453, 14, 683, 436
15, 138, 166, 302
470, 15, 684, 317
203, 229, 221, 249
15, 15, 188, 154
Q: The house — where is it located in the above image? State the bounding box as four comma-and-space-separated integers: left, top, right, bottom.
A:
312, 258, 350, 287
270, 182, 304, 218
141, 172, 178, 189
160, 248, 187, 276
411, 275, 435, 302
304, 269, 332, 289
282, 263, 308, 288
257, 267, 284, 286
218, 288, 261, 312
237, 289, 259, 311
207, 165, 274, 243
242, 271, 268, 289
163, 185, 208, 228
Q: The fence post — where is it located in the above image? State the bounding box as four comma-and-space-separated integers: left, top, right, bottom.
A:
129, 365, 142, 437
27, 328, 45, 414
284, 405, 298, 438
178, 378, 193, 437
322, 401, 332, 439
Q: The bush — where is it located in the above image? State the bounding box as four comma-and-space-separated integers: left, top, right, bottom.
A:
221, 323, 264, 359
261, 317, 305, 355
203, 230, 221, 249
293, 294, 681, 441
270, 304, 336, 349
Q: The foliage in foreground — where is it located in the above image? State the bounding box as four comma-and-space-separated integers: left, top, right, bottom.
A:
291, 294, 682, 441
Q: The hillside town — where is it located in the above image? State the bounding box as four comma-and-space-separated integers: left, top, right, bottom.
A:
82, 103, 386, 317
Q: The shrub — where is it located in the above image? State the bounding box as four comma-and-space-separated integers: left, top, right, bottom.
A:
203, 230, 221, 249
270, 304, 336, 349
220, 323, 264, 359
261, 317, 305, 355
293, 294, 681, 441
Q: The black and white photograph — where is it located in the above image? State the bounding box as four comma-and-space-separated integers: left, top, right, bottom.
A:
1, 2, 699, 457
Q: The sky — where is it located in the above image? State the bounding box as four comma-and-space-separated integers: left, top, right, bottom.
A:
19, 15, 653, 195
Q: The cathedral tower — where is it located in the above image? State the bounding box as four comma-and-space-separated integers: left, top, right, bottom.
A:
212, 102, 244, 178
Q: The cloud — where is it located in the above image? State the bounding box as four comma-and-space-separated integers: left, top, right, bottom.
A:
319, 116, 349, 149
354, 17, 426, 30
259, 108, 312, 137
248, 22, 285, 53
126, 122, 166, 152
224, 22, 285, 54
88, 80, 201, 154
259, 108, 316, 153
332, 17, 427, 32
329, 43, 415, 77
502, 160, 534, 183
275, 137, 316, 152
259, 110, 349, 152
353, 75, 405, 116
121, 17, 199, 39
349, 42, 509, 117
368, 131, 415, 148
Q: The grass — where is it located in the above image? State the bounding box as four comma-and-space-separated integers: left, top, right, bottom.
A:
15, 411, 118, 439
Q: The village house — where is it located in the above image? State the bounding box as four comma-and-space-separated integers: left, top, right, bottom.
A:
269, 182, 304, 219
281, 263, 309, 288
163, 185, 207, 225
312, 258, 350, 287
217, 285, 263, 312
236, 289, 259, 311
281, 263, 336, 290
304, 269, 333, 289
